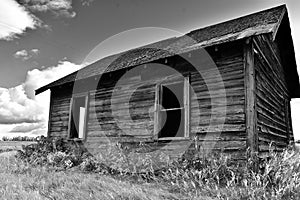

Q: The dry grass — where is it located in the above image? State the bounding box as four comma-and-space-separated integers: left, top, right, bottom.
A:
1, 140, 300, 200
0, 156, 191, 200
0, 141, 36, 152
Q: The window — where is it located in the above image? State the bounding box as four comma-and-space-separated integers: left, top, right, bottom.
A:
68, 94, 89, 139
154, 77, 190, 139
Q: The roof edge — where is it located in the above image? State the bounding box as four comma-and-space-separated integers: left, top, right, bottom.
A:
35, 4, 288, 95
272, 5, 287, 41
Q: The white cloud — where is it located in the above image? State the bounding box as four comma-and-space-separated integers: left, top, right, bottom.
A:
0, 0, 77, 41
81, 0, 95, 6
24, 61, 83, 99
19, 0, 76, 18
10, 123, 45, 133
0, 85, 44, 124
0, 60, 83, 137
14, 50, 29, 60
0, 0, 40, 40
31, 49, 39, 54
14, 49, 40, 60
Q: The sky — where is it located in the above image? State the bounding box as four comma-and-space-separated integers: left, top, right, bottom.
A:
0, 0, 300, 139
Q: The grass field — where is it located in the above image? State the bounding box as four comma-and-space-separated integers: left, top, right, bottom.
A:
0, 141, 36, 151
0, 156, 195, 200
0, 140, 299, 200
0, 141, 206, 200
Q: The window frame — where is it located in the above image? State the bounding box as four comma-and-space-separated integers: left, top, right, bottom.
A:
154, 76, 190, 140
68, 92, 89, 141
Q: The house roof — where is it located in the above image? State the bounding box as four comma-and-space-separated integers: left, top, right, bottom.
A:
36, 5, 299, 97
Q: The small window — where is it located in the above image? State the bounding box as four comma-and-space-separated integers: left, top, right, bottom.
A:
159, 108, 185, 138
69, 94, 88, 139
161, 82, 184, 109
155, 78, 190, 139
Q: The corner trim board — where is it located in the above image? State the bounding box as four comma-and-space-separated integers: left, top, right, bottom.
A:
244, 37, 258, 154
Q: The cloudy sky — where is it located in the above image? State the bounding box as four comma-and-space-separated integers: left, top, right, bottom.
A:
0, 0, 300, 139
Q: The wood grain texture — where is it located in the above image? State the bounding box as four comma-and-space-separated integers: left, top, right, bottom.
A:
48, 89, 72, 138
253, 34, 292, 153
48, 42, 247, 158
244, 38, 258, 154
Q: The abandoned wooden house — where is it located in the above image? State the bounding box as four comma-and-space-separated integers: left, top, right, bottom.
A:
36, 5, 300, 158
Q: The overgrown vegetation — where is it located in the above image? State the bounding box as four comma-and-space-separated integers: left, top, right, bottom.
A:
1, 137, 299, 199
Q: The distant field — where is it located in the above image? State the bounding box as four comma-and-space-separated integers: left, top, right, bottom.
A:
0, 141, 36, 151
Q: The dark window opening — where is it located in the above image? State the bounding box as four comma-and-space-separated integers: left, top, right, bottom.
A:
158, 109, 185, 138
158, 81, 185, 138
162, 82, 184, 109
70, 96, 87, 139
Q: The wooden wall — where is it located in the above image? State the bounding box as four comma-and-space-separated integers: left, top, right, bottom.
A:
48, 41, 247, 158
48, 88, 72, 138
253, 34, 293, 154
190, 45, 246, 154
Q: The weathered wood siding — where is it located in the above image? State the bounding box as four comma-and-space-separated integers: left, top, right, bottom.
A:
253, 34, 293, 153
48, 88, 72, 138
48, 42, 246, 158
85, 43, 246, 156
190, 47, 246, 153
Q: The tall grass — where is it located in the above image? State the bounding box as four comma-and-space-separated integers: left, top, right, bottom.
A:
2, 138, 300, 200
0, 156, 185, 200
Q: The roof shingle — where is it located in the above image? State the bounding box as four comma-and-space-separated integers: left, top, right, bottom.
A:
36, 5, 287, 95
